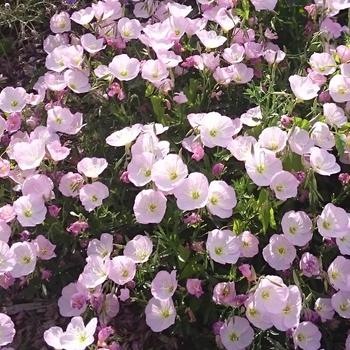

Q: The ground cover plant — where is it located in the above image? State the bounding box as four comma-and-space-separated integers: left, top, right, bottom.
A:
1, 0, 350, 349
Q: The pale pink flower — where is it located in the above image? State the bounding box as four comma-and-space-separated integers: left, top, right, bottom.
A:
141, 60, 169, 83
270, 170, 299, 200
310, 52, 337, 75
328, 256, 350, 291
59, 172, 84, 197
255, 275, 289, 314
13, 194, 47, 227
151, 154, 188, 191
293, 322, 321, 350
0, 158, 10, 178
281, 210, 313, 246
44, 326, 64, 349
44, 71, 67, 91
0, 313, 16, 347
127, 152, 155, 187
196, 30, 226, 49
317, 203, 349, 238
245, 145, 283, 186
0, 87, 27, 113
245, 295, 273, 330
71, 7, 95, 25
199, 112, 237, 148
223, 44, 245, 64
109, 256, 136, 285
214, 7, 240, 31
300, 253, 320, 277
43, 33, 69, 53
145, 297, 176, 332
258, 127, 287, 153
288, 127, 314, 155
289, 75, 320, 100
81, 33, 105, 53
50, 12, 71, 33
123, 235, 153, 263
79, 182, 109, 212
119, 288, 130, 302
173, 172, 209, 211
12, 139, 45, 170
100, 293, 120, 325
309, 146, 341, 176
240, 106, 262, 126
238, 231, 259, 258
263, 43, 286, 65
0, 221, 11, 243
118, 18, 142, 40
173, 91, 188, 104
77, 157, 108, 178
251, 0, 277, 11
60, 317, 97, 350
133, 189, 167, 224
10, 241, 37, 278
186, 279, 204, 298
79, 255, 110, 288
22, 174, 54, 201
227, 136, 257, 161
323, 103, 347, 127
263, 234, 296, 270
220, 316, 254, 350
331, 290, 350, 318
106, 124, 142, 147
87, 233, 113, 259
207, 180, 237, 218
0, 241, 15, 274
206, 229, 240, 264
33, 235, 56, 260
109, 54, 140, 81
151, 270, 177, 300
213, 282, 236, 306
228, 63, 254, 84
0, 205, 15, 223
329, 74, 350, 102
310, 122, 335, 150
244, 41, 263, 59
47, 140, 71, 161
64, 69, 91, 94
58, 282, 88, 317
336, 230, 350, 255
314, 298, 335, 322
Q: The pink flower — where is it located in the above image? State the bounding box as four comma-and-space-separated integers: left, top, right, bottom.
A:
250, 0, 277, 11
219, 316, 254, 350
13, 194, 47, 227
323, 103, 347, 127
314, 298, 334, 322
60, 317, 97, 350
310, 52, 337, 76
64, 69, 91, 94
118, 17, 142, 40
186, 279, 204, 298
87, 233, 113, 259
59, 172, 84, 197
13, 139, 45, 170
22, 174, 54, 201
240, 106, 262, 127
33, 235, 56, 260
109, 54, 140, 81
151, 270, 177, 300
145, 297, 176, 332
109, 256, 136, 285
317, 203, 349, 238
79, 182, 109, 212
6, 112, 21, 133
106, 124, 142, 147
331, 290, 350, 318
328, 256, 350, 291
0, 87, 27, 113
123, 235, 153, 263
329, 75, 350, 102
310, 122, 335, 150
50, 11, 71, 33
10, 241, 37, 277
133, 189, 167, 224
77, 157, 108, 178
48, 204, 61, 218
44, 326, 64, 350
262, 234, 296, 271
0, 313, 16, 346
141, 60, 169, 83
81, 33, 105, 53
293, 322, 321, 350
0, 158, 10, 178
238, 231, 259, 258
289, 75, 320, 100
173, 91, 188, 104
213, 282, 236, 306
71, 7, 95, 25
258, 127, 287, 153
238, 264, 254, 281
0, 221, 11, 243
151, 154, 188, 191
300, 253, 320, 277
0, 241, 15, 274
245, 146, 283, 186
228, 63, 254, 84
227, 136, 257, 161
281, 210, 313, 246
47, 106, 83, 135
206, 229, 240, 264
309, 147, 341, 176
270, 170, 299, 200
58, 282, 88, 317
119, 287, 130, 302
223, 44, 245, 64
66, 220, 89, 235
196, 30, 226, 49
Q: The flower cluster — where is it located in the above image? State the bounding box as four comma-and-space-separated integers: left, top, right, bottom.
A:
1, 0, 350, 349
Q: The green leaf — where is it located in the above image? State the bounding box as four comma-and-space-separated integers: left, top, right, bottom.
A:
335, 133, 345, 157
150, 95, 165, 123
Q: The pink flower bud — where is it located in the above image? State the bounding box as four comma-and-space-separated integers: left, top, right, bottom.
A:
48, 205, 61, 218
186, 278, 204, 298
119, 171, 130, 183
211, 163, 225, 177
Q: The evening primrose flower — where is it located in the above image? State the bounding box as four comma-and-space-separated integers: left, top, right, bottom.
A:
10, 242, 37, 278
292, 322, 321, 350
109, 54, 141, 81
79, 182, 109, 212
109, 255, 136, 285
145, 297, 176, 332
127, 152, 155, 187
328, 256, 350, 291
0, 87, 27, 113
269, 170, 299, 200
13, 194, 47, 227
0, 313, 16, 347
151, 270, 177, 300
123, 235, 153, 263
317, 203, 349, 238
